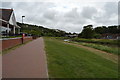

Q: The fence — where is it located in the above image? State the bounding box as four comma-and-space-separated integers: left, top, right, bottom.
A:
2, 37, 33, 50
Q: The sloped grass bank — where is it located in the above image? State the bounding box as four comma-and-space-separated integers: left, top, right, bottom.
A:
44, 37, 118, 78
71, 38, 119, 46
79, 42, 119, 55
68, 41, 119, 55
54, 37, 119, 55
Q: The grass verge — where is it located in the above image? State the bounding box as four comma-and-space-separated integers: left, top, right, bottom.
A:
44, 37, 118, 78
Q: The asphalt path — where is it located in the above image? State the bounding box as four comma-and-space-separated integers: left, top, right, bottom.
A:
2, 37, 48, 78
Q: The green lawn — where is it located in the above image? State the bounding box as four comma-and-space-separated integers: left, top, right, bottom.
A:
44, 37, 118, 78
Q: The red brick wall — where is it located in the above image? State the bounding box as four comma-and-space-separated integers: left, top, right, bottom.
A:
2, 37, 33, 50
23, 37, 33, 43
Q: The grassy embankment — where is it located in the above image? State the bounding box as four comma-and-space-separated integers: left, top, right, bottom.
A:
71, 38, 119, 55
44, 37, 118, 78
55, 37, 119, 55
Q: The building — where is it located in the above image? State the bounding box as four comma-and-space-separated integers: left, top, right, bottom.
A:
65, 34, 78, 38
101, 33, 120, 40
0, 8, 20, 35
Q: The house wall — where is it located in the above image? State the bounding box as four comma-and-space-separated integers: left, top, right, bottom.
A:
2, 37, 33, 50
9, 11, 17, 26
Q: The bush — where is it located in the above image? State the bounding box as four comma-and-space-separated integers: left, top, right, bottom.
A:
93, 34, 101, 39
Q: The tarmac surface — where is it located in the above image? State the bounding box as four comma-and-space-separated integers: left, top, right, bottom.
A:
2, 37, 48, 78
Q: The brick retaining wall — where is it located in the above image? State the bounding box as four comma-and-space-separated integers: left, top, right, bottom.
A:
2, 37, 33, 50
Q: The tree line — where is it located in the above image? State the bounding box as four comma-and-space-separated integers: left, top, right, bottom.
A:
79, 25, 120, 39
17, 22, 68, 37
17, 22, 120, 39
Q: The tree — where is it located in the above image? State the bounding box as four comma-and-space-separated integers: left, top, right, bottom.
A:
118, 25, 120, 34
94, 26, 107, 34
80, 25, 94, 39
93, 33, 101, 39
17, 22, 68, 37
108, 26, 118, 34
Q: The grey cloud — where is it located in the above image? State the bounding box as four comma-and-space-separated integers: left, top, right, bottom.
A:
65, 8, 79, 18
117, 2, 120, 25
104, 2, 118, 15
93, 2, 118, 25
1, 2, 13, 8
11, 2, 56, 25
64, 8, 86, 24
81, 6, 98, 19
1, 2, 118, 33
43, 10, 57, 20
57, 23, 83, 33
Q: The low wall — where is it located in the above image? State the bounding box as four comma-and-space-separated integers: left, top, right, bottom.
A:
2, 37, 33, 50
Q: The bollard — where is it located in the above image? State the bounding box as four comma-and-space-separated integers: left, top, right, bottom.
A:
22, 33, 25, 44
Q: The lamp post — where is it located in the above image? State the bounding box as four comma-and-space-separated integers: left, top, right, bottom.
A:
21, 16, 25, 44
22, 16, 25, 24
21, 16, 25, 32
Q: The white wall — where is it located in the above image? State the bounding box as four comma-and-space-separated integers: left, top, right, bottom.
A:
9, 11, 17, 27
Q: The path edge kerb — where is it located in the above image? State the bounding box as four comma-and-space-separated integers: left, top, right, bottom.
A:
42, 38, 49, 79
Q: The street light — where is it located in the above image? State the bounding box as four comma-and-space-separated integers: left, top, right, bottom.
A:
22, 16, 25, 24
21, 16, 25, 35
21, 16, 25, 42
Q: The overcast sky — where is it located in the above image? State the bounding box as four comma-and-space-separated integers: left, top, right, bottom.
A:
1, 0, 119, 33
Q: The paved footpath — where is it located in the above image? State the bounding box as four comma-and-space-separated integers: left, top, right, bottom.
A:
2, 37, 48, 78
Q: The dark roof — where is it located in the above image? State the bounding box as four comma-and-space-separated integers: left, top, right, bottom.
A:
0, 9, 13, 21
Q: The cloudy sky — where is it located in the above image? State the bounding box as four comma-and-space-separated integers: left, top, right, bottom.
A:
1, 0, 119, 33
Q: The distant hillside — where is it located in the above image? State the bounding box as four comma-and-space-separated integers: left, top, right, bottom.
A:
17, 22, 69, 37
